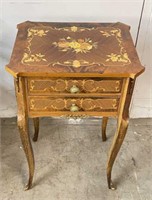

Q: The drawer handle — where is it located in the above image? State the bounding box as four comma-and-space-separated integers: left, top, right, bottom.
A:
70, 85, 80, 93
70, 104, 79, 112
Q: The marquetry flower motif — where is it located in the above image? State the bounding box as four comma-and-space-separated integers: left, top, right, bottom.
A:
100, 29, 121, 38
21, 53, 47, 64
28, 29, 49, 37
51, 26, 95, 32
53, 37, 98, 53
101, 28, 131, 64
72, 60, 81, 68
52, 59, 101, 68
106, 53, 130, 63
71, 26, 78, 32
21, 28, 49, 64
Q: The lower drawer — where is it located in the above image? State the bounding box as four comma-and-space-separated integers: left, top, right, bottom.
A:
28, 97, 119, 112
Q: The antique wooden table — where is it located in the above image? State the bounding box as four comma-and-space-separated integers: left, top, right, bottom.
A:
6, 21, 144, 190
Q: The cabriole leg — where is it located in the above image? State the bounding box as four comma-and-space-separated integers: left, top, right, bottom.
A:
102, 117, 108, 141
17, 117, 35, 190
15, 77, 35, 190
107, 117, 129, 190
33, 118, 39, 142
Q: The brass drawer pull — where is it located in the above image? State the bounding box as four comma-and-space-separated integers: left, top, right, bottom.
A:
70, 85, 80, 93
70, 104, 79, 112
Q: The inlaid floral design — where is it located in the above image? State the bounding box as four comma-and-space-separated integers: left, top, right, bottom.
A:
100, 29, 121, 38
53, 37, 98, 53
50, 26, 95, 32
28, 29, 49, 37
21, 28, 49, 64
21, 53, 47, 64
21, 26, 131, 67
101, 28, 131, 64
52, 59, 101, 68
106, 53, 130, 63
70, 26, 78, 32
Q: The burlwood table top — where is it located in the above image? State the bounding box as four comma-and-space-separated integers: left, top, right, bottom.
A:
6, 21, 144, 78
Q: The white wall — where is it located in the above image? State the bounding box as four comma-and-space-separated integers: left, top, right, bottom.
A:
0, 0, 151, 118
131, 0, 152, 118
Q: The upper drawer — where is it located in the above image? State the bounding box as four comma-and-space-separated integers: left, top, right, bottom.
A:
27, 78, 122, 95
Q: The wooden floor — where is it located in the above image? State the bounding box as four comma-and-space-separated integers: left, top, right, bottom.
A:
1, 117, 152, 200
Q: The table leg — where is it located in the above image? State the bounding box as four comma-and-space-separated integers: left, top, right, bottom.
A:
15, 77, 35, 190
33, 118, 39, 142
17, 117, 35, 190
106, 116, 129, 190
102, 117, 108, 141
106, 78, 132, 190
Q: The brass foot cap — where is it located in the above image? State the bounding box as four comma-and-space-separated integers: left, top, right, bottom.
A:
109, 181, 116, 190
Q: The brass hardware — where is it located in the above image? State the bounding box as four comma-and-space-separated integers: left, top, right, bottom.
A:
65, 114, 88, 119
70, 85, 80, 93
70, 104, 79, 112
109, 181, 116, 190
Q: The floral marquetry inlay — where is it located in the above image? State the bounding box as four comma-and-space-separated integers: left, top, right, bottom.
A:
21, 25, 131, 68
21, 28, 49, 65
21, 53, 47, 64
50, 26, 95, 32
100, 28, 131, 65
27, 29, 49, 37
52, 60, 101, 68
53, 37, 98, 53
100, 29, 121, 38
106, 53, 130, 63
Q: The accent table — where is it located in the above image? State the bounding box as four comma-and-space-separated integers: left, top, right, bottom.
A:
5, 21, 145, 190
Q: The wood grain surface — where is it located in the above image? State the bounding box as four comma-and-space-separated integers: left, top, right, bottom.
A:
6, 21, 144, 78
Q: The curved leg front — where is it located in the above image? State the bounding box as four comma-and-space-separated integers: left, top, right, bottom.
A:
18, 117, 35, 190
102, 117, 108, 141
107, 117, 129, 190
33, 118, 39, 142
15, 77, 35, 190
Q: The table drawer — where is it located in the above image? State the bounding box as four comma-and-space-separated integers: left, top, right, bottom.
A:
28, 97, 119, 112
27, 78, 122, 95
